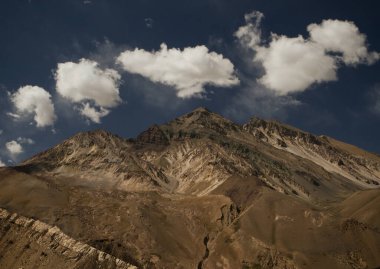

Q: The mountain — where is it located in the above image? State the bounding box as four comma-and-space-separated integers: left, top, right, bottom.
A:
1, 107, 380, 269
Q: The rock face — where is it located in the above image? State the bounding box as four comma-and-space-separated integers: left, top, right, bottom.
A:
244, 117, 380, 186
1, 107, 380, 269
0, 208, 136, 269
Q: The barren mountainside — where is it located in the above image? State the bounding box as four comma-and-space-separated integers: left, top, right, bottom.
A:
1, 107, 380, 269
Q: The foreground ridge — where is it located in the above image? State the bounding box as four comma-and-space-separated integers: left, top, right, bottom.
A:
0, 208, 138, 269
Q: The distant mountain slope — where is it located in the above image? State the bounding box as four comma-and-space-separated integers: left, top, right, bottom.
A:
245, 117, 380, 186
1, 107, 380, 269
21, 107, 380, 201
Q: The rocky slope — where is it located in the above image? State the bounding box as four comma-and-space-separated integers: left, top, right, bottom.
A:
245, 117, 380, 186
1, 107, 380, 268
0, 208, 137, 269
22, 107, 380, 200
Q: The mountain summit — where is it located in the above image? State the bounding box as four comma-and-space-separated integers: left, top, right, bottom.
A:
21, 107, 380, 198
1, 108, 380, 269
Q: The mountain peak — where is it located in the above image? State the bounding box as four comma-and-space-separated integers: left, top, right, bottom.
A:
245, 116, 312, 139
69, 129, 114, 139
192, 106, 210, 113
21, 128, 129, 171
136, 124, 169, 145
69, 129, 124, 146
180, 107, 229, 123
161, 107, 239, 138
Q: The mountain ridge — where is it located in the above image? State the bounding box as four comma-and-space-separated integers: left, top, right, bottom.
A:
1, 107, 380, 268
20, 107, 380, 198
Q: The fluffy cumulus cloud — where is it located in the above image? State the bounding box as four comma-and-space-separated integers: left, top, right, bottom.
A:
10, 85, 56, 127
308, 20, 380, 65
236, 11, 379, 95
0, 159, 5, 167
5, 137, 34, 159
55, 58, 121, 123
255, 35, 337, 94
6, 140, 23, 156
117, 43, 239, 98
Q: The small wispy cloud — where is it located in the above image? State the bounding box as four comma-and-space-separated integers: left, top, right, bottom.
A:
6, 140, 23, 156
369, 84, 380, 115
145, 18, 154, 28
225, 78, 301, 121
17, 137, 35, 145
5, 136, 35, 161
6, 112, 21, 119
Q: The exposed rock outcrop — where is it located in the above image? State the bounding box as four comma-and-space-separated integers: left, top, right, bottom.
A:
0, 208, 137, 269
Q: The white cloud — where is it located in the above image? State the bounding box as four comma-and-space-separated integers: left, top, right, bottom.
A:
17, 137, 35, 144
10, 85, 56, 127
117, 43, 239, 98
308, 19, 380, 65
55, 58, 121, 123
234, 10, 264, 48
235, 11, 379, 95
5, 137, 34, 159
0, 159, 5, 167
79, 103, 110, 124
6, 141, 23, 156
6, 112, 21, 119
255, 35, 337, 94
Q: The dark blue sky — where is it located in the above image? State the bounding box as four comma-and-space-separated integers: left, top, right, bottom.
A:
0, 0, 379, 164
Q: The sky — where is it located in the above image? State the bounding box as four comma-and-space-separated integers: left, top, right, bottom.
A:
0, 0, 380, 165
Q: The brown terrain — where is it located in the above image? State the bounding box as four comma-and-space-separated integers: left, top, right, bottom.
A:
1, 107, 380, 269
